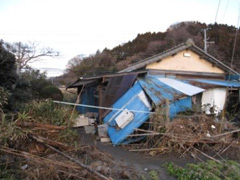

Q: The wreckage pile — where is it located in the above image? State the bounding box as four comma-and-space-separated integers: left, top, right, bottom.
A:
135, 114, 240, 160
0, 100, 138, 180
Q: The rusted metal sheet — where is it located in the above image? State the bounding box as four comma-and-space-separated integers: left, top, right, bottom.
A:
67, 80, 99, 88
67, 71, 147, 88
189, 79, 240, 88
138, 77, 200, 119
184, 80, 219, 89
101, 74, 137, 117
138, 77, 185, 106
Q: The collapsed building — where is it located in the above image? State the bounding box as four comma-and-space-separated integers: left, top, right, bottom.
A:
67, 39, 240, 145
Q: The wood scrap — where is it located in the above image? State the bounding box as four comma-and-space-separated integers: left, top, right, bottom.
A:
210, 129, 240, 138
43, 143, 111, 180
133, 115, 240, 159
129, 147, 168, 152
191, 146, 221, 163
28, 134, 110, 180
29, 134, 70, 151
17, 122, 67, 130
128, 133, 162, 137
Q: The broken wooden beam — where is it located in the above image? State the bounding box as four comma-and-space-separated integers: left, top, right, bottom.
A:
210, 129, 240, 138
28, 134, 70, 151
129, 147, 167, 152
127, 133, 162, 137
17, 122, 66, 130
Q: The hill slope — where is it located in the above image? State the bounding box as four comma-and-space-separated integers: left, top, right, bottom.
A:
56, 21, 240, 85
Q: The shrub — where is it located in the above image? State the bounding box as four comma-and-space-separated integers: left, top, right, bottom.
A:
20, 100, 76, 126
40, 85, 63, 101
0, 87, 9, 113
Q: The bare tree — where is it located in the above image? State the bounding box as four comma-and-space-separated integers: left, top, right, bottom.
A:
66, 54, 85, 70
5, 41, 59, 73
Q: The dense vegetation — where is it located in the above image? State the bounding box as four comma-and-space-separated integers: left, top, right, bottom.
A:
0, 41, 63, 112
0, 41, 17, 90
56, 21, 240, 86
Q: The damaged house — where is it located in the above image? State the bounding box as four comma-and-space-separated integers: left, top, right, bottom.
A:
68, 39, 240, 145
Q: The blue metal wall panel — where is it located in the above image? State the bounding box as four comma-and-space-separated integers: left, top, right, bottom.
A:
169, 97, 192, 119
103, 77, 200, 145
103, 82, 150, 145
76, 87, 98, 114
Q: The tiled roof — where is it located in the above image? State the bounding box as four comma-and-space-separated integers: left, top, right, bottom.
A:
119, 39, 239, 75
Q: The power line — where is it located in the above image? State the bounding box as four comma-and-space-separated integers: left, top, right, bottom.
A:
215, 0, 222, 23
53, 100, 158, 115
222, 0, 230, 22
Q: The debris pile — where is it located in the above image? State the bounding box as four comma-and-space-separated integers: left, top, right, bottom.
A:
129, 115, 240, 160
0, 101, 138, 180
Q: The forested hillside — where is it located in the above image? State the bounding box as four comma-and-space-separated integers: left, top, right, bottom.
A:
56, 21, 240, 86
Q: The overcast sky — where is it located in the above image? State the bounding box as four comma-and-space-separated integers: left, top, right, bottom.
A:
0, 0, 240, 76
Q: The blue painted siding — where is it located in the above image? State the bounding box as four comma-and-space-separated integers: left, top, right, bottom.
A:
169, 97, 192, 119
76, 87, 98, 114
103, 82, 151, 145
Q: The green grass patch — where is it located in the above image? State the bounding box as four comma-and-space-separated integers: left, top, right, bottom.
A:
164, 160, 240, 180
149, 170, 159, 180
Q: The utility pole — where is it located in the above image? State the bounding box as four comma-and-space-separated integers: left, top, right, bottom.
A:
203, 28, 214, 53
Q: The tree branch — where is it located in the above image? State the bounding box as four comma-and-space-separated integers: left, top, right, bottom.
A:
6, 41, 60, 70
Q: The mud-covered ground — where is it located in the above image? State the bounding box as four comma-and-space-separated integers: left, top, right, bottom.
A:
78, 128, 202, 180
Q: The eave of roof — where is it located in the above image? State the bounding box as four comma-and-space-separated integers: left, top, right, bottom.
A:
189, 44, 239, 75
188, 79, 240, 88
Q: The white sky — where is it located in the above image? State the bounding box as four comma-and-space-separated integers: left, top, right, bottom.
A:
0, 0, 240, 76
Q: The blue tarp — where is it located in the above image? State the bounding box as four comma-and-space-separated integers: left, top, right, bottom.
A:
103, 82, 151, 145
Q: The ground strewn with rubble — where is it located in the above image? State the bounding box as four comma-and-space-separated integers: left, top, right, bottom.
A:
1, 100, 240, 180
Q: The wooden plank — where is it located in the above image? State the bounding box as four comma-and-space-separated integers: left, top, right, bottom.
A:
165, 99, 170, 125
